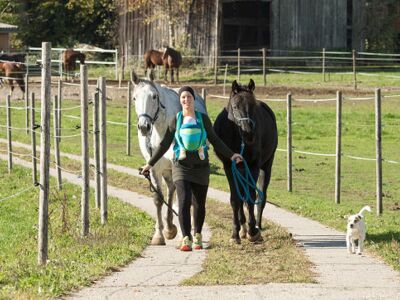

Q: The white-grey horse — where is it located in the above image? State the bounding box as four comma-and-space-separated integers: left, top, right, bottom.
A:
132, 72, 207, 245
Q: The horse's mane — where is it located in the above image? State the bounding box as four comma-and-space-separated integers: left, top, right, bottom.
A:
164, 47, 182, 61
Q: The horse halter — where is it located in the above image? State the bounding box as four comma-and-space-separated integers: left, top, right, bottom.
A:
137, 82, 165, 125
231, 106, 256, 130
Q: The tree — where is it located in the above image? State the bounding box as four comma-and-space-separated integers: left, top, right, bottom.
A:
1, 0, 118, 49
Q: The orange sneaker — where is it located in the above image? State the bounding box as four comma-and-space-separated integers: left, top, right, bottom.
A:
180, 236, 192, 251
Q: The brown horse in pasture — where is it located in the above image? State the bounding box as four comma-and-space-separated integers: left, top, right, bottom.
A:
144, 46, 182, 83
62, 49, 85, 81
0, 61, 26, 97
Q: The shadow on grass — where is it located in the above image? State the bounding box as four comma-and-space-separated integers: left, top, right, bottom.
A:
367, 230, 400, 244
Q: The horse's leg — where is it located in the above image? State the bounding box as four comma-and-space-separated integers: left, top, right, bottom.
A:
150, 169, 166, 245
162, 170, 178, 239
8, 79, 14, 96
164, 65, 168, 82
246, 167, 262, 242
257, 156, 274, 229
224, 164, 241, 244
246, 201, 262, 242
171, 68, 174, 83
238, 204, 247, 239
176, 68, 180, 83
17, 76, 25, 96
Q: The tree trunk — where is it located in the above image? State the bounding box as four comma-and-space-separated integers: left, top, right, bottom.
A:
184, 0, 196, 48
166, 0, 175, 47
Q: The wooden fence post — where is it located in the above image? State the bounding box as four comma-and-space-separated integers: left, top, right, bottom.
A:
352, 50, 357, 90
53, 95, 62, 190
57, 80, 62, 138
201, 88, 207, 109
115, 48, 119, 80
99, 77, 108, 224
214, 0, 219, 85
6, 94, 12, 172
262, 48, 266, 86
38, 41, 51, 266
375, 88, 382, 215
31, 92, 38, 185
322, 48, 326, 82
81, 64, 90, 236
237, 48, 241, 82
335, 91, 342, 204
25, 73, 29, 134
59, 52, 63, 80
223, 64, 228, 96
287, 93, 292, 192
93, 90, 100, 209
126, 80, 132, 156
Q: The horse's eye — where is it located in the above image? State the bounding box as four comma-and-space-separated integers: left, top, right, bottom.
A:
152, 95, 157, 100
133, 97, 136, 101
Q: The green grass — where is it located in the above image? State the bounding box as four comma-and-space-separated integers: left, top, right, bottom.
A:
61, 63, 400, 90
0, 161, 154, 299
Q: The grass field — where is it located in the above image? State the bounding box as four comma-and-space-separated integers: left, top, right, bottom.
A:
0, 162, 154, 299
0, 73, 399, 289
87, 63, 400, 91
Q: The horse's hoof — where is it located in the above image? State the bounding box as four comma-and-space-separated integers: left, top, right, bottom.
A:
247, 230, 263, 243
229, 238, 241, 245
163, 224, 178, 240
239, 224, 247, 239
151, 235, 166, 245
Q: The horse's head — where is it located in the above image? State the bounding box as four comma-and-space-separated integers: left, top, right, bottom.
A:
77, 52, 86, 64
132, 71, 164, 136
228, 79, 257, 144
162, 47, 170, 60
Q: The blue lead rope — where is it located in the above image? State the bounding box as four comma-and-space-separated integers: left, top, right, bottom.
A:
231, 142, 264, 205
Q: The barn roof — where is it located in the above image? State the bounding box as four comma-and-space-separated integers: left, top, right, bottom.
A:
0, 22, 18, 33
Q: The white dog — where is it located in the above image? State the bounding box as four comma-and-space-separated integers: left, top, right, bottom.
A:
346, 205, 371, 255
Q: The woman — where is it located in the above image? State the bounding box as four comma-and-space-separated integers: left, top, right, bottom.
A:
140, 86, 242, 251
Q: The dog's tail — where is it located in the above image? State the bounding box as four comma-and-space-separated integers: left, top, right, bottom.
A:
358, 205, 371, 217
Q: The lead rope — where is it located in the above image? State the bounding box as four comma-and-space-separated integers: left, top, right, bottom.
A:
231, 141, 264, 205
139, 168, 178, 216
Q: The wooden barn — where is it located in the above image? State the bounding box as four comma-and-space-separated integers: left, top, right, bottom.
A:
0, 22, 18, 52
120, 0, 396, 63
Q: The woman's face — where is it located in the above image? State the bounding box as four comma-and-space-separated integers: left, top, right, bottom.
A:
180, 91, 194, 111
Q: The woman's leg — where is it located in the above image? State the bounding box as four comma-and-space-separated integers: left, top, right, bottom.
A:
175, 180, 193, 239
191, 182, 208, 234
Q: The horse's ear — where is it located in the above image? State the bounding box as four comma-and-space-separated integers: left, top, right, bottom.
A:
232, 80, 239, 94
248, 79, 255, 92
131, 70, 140, 85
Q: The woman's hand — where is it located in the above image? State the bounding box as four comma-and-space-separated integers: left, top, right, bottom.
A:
139, 164, 152, 176
231, 153, 243, 164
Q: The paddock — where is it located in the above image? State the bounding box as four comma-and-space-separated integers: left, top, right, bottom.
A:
0, 43, 399, 297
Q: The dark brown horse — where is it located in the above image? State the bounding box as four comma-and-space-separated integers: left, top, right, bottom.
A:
143, 46, 182, 83
213, 79, 278, 244
62, 49, 85, 81
162, 46, 182, 83
0, 53, 26, 63
0, 61, 26, 96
